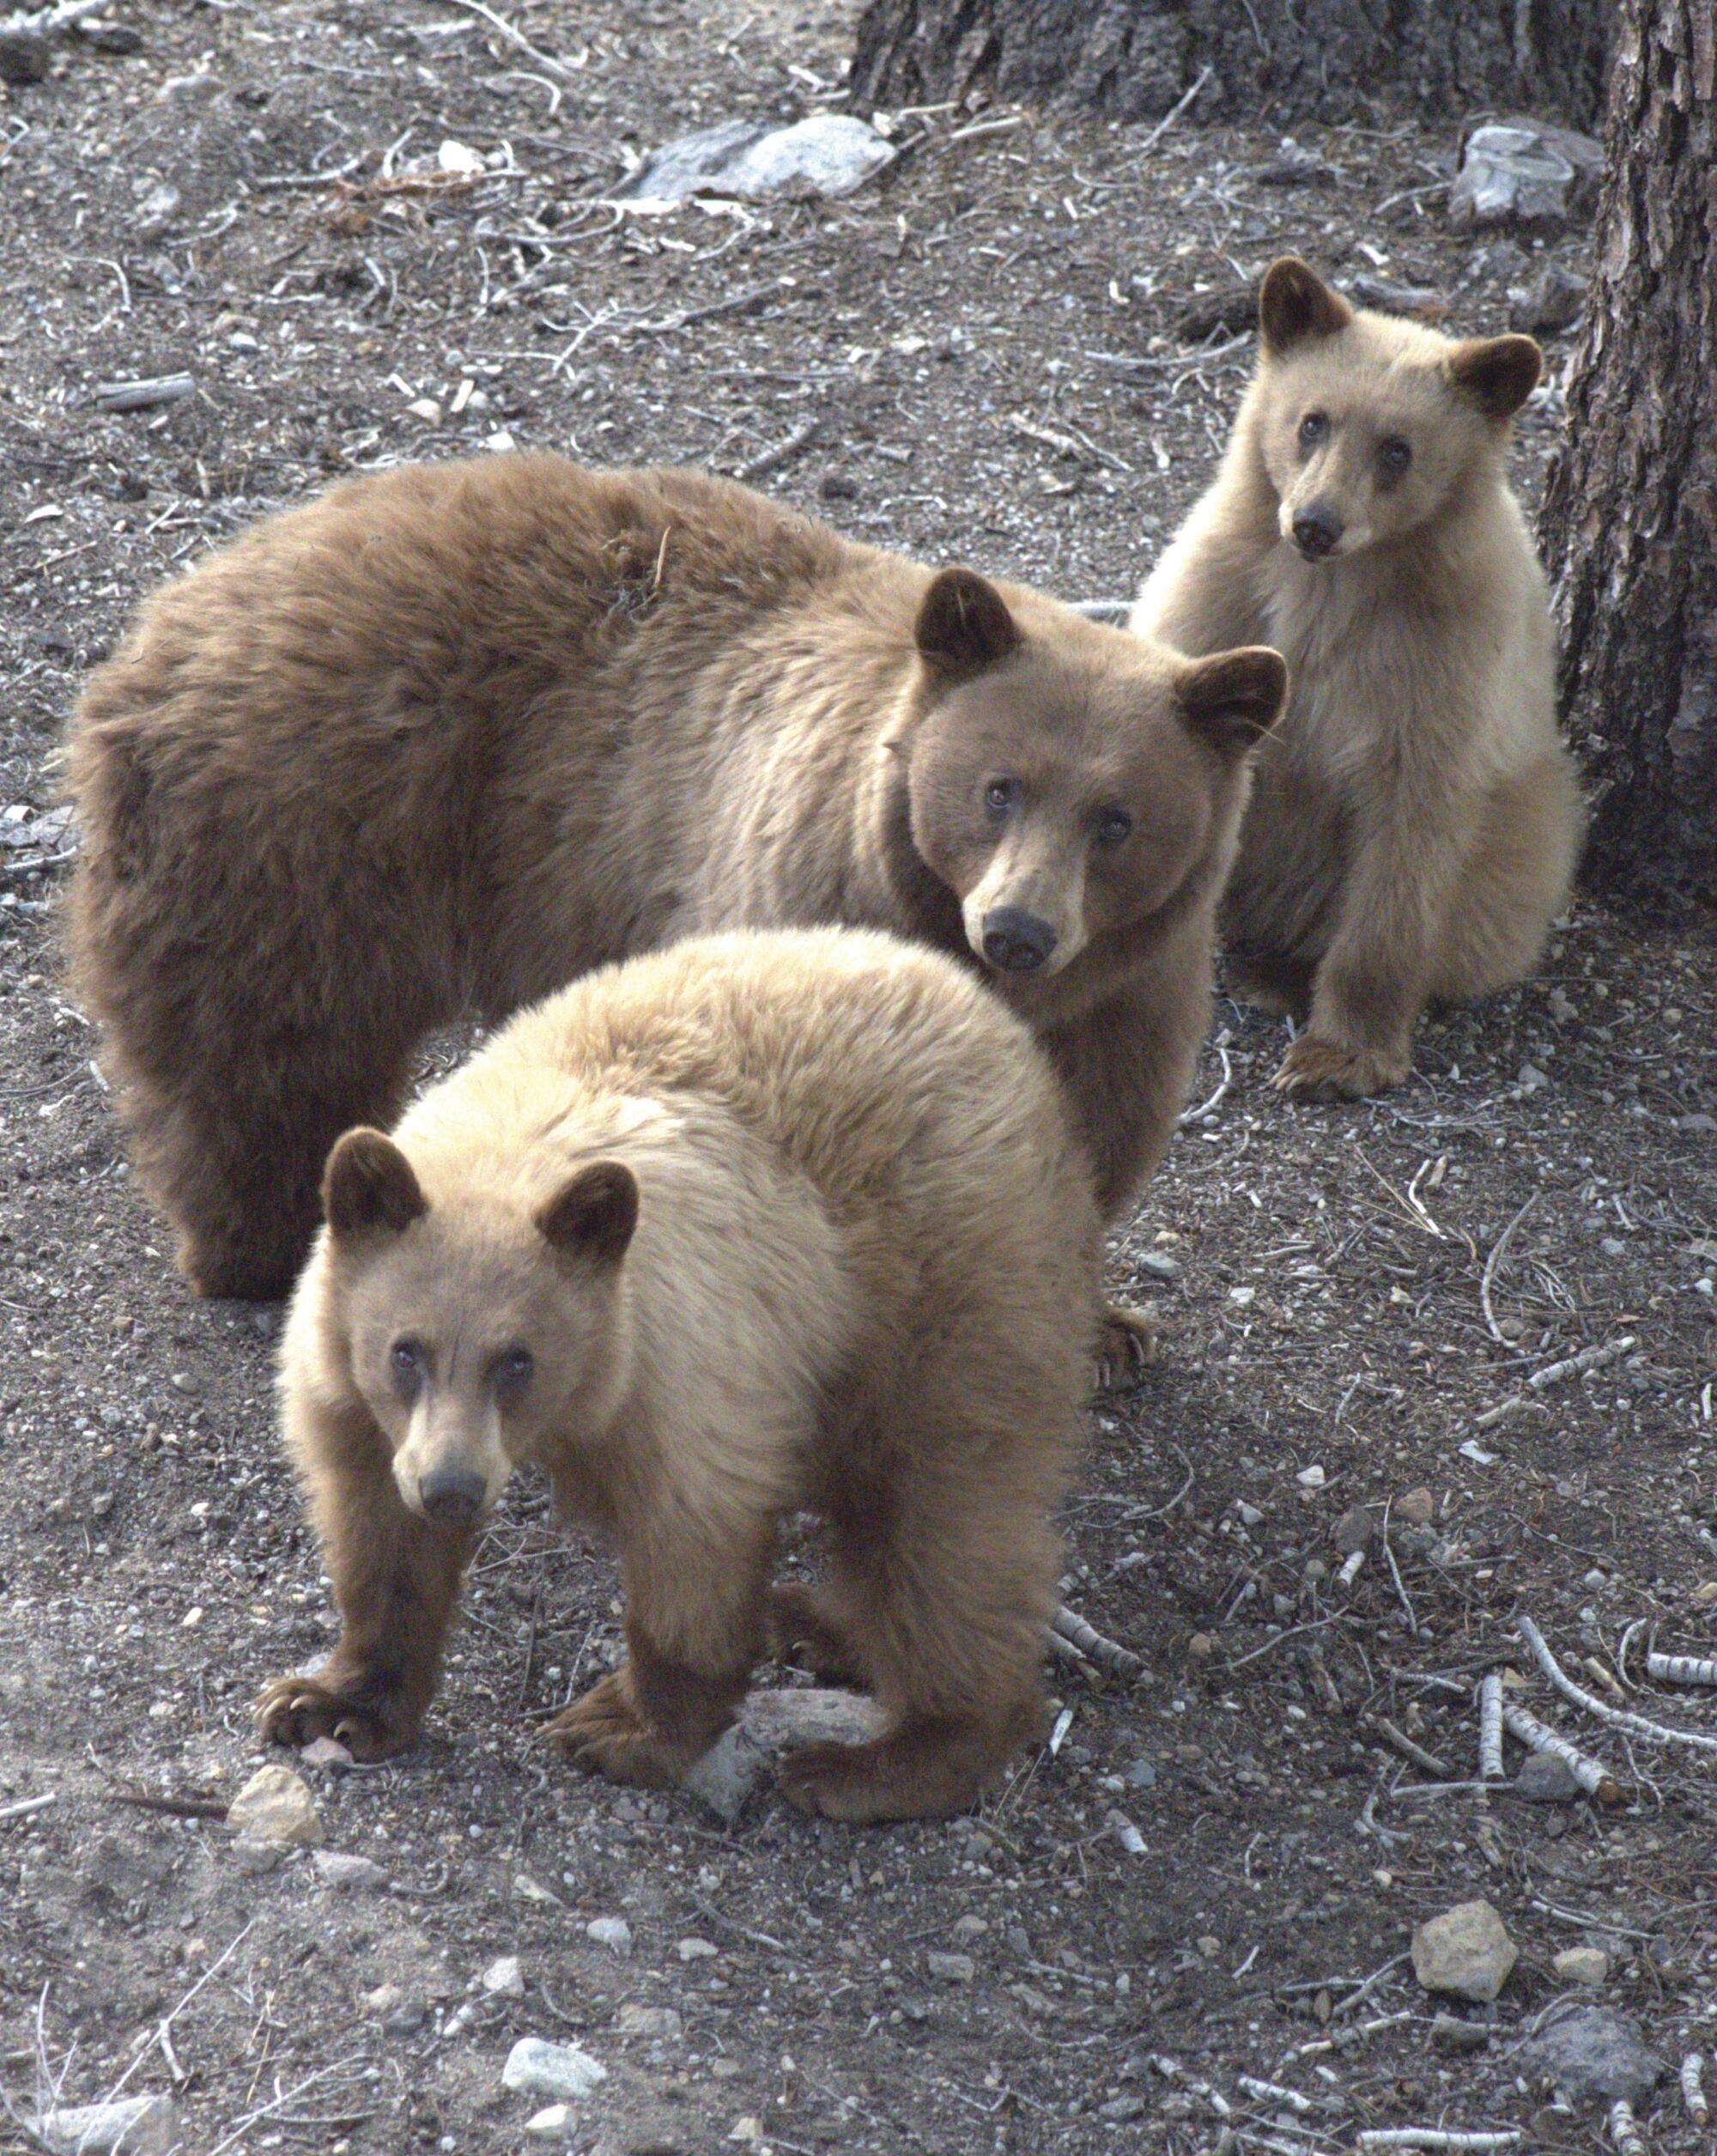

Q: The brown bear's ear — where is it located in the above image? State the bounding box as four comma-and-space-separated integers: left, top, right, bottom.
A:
1448, 334, 1542, 420
914, 567, 1021, 680
537, 1160, 639, 1268
1178, 647, 1289, 762
1259, 257, 1353, 355
323, 1128, 427, 1242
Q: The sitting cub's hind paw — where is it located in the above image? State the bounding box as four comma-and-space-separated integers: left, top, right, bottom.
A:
1271, 1032, 1410, 1101
1095, 1301, 1160, 1394
253, 1673, 412, 1762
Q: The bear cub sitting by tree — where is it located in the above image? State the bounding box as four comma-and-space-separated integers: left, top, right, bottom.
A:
257, 928, 1100, 1825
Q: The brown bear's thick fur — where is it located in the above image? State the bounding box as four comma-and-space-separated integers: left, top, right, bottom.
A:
67, 452, 1285, 1310
255, 927, 1101, 1825
1131, 258, 1585, 1100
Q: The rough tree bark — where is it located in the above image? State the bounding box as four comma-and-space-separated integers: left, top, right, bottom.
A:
1538, 0, 1717, 912
850, 0, 1611, 134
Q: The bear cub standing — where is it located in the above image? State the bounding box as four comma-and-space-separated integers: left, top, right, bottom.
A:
1132, 258, 1584, 1099
257, 928, 1101, 1825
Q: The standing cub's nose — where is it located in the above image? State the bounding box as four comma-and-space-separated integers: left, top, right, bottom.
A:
1291, 506, 1343, 560
418, 1465, 488, 1527
981, 907, 1059, 973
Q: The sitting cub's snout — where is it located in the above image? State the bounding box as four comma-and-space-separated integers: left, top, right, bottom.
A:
981, 906, 1059, 973
417, 1464, 488, 1527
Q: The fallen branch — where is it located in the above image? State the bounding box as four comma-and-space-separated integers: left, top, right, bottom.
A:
91, 374, 194, 413
1051, 1604, 1144, 1680
1180, 1028, 1233, 1127
731, 418, 817, 483
1474, 1335, 1636, 1427
1679, 2053, 1708, 2127
1369, 1717, 1452, 1779
1517, 1615, 1717, 1754
1292, 2009, 1413, 2056
433, 0, 583, 80
1607, 2098, 1647, 2156
1358, 2136, 1520, 2153
1069, 598, 1132, 622
0, 1791, 56, 1824
1501, 1701, 1624, 1804
1645, 1645, 1717, 1689
1477, 1674, 1504, 1782
1479, 1193, 1538, 1347
1237, 2076, 1319, 2114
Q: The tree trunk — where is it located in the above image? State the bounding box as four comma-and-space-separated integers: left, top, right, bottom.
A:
1538, 0, 1717, 913
850, 0, 1611, 133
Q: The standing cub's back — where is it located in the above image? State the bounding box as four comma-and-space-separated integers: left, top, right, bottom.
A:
262, 927, 1101, 1822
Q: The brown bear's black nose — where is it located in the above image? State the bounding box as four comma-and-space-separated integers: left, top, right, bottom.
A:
419, 1466, 487, 1527
1292, 506, 1342, 560
981, 907, 1058, 973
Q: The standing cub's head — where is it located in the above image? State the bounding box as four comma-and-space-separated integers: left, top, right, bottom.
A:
896, 568, 1286, 984
1248, 256, 1542, 562
314, 1129, 638, 1529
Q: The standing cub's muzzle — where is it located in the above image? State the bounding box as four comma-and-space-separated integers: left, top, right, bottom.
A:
980, 906, 1059, 973
1290, 504, 1344, 560
418, 1464, 488, 1527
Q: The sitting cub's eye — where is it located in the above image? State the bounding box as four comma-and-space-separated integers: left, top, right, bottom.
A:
984, 778, 1019, 815
1298, 410, 1330, 448
1095, 807, 1133, 847
390, 1337, 427, 1393
1377, 434, 1412, 477
490, 1346, 535, 1399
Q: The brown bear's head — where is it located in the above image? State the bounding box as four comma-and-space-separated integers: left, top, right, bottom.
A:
319, 1128, 638, 1530
895, 567, 1286, 993
1248, 256, 1542, 563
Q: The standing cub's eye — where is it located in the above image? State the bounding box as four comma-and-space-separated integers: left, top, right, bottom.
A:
1095, 807, 1133, 847
1298, 411, 1330, 448
1377, 435, 1412, 477
984, 778, 1019, 815
390, 1337, 427, 1394
490, 1346, 535, 1400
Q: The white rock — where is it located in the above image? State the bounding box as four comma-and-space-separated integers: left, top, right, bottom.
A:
513, 1872, 564, 1907
438, 137, 484, 175
1555, 1946, 1610, 1987
483, 1954, 525, 1996
300, 1734, 354, 1770
406, 397, 443, 425
1412, 1899, 1518, 2003
677, 1936, 719, 1961
34, 2094, 179, 2155
616, 2003, 683, 2038
313, 1849, 386, 1890
525, 2104, 573, 2139
501, 2038, 608, 2102
228, 1764, 322, 1847
630, 113, 894, 205
1449, 118, 1602, 232
585, 1916, 632, 1954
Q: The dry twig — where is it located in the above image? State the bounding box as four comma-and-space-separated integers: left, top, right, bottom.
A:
1479, 1193, 1538, 1346
1501, 1701, 1623, 1804
1517, 1615, 1717, 1754
1477, 1673, 1504, 1782
1679, 2053, 1708, 2126
1051, 1605, 1144, 1680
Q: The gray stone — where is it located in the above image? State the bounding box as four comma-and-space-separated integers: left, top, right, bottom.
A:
34, 2095, 179, 2155
1412, 1899, 1518, 2003
1516, 1751, 1582, 1801
313, 1849, 387, 1890
585, 1916, 632, 1954
228, 1764, 321, 1846
231, 1834, 287, 1876
1125, 1757, 1158, 1789
502, 2038, 609, 2103
630, 113, 895, 204
483, 1954, 525, 1996
1510, 264, 1590, 337
1554, 1946, 1610, 1988
680, 1723, 765, 1825
683, 1688, 884, 1823
616, 2003, 683, 2038
1333, 1504, 1374, 1555
1520, 2005, 1664, 2104
926, 1951, 975, 1983
525, 2105, 574, 2140
1450, 118, 1603, 233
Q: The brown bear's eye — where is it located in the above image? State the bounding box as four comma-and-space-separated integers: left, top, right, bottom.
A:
390, 1337, 427, 1395
1378, 435, 1412, 477
490, 1346, 535, 1400
985, 778, 1018, 815
1095, 807, 1133, 847
1298, 411, 1329, 449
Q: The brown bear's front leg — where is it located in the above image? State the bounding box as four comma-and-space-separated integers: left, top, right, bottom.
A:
256, 1410, 474, 1761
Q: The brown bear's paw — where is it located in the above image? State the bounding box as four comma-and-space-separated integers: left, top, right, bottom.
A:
1271, 1033, 1410, 1101
1094, 1301, 1160, 1393
253, 1672, 416, 1762
779, 1730, 996, 1825
541, 1673, 698, 1790
767, 1586, 869, 1687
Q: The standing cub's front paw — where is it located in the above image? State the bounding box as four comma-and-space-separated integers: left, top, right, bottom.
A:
542, 1670, 713, 1789
254, 1672, 416, 1761
1271, 1033, 1410, 1101
1094, 1301, 1161, 1393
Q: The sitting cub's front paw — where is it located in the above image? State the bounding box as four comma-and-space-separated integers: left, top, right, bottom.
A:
542, 1670, 704, 1789
254, 1672, 415, 1761
1271, 1032, 1410, 1101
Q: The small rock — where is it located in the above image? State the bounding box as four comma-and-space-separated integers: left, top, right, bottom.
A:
1187, 1631, 1216, 1661
230, 1835, 286, 1876
1510, 263, 1590, 337
616, 2004, 683, 2038
1135, 1248, 1180, 1281
681, 1724, 765, 1825
1332, 1504, 1374, 1554
926, 1951, 975, 1983
1412, 1899, 1518, 2003
133, 184, 180, 240
677, 1937, 719, 1961
585, 1916, 633, 1955
684, 1689, 884, 1823
312, 1849, 386, 1890
300, 1734, 354, 1770
1518, 1062, 1550, 1093
74, 19, 144, 52
951, 1914, 988, 1942
228, 1764, 322, 1847
33, 2095, 179, 2155
382, 2002, 428, 2037
1449, 117, 1604, 233
438, 137, 484, 175
0, 31, 50, 86
1431, 2011, 1493, 2052
1100, 2094, 1149, 2122
525, 2104, 573, 2139
483, 1954, 525, 1996
362, 1983, 403, 2015
514, 1872, 565, 1907
502, 2038, 609, 2103
406, 397, 443, 425
1295, 1463, 1325, 1488
1519, 2005, 1663, 2103
1554, 1946, 1610, 1987
1516, 1751, 1583, 1801
1396, 1486, 1435, 1527
1124, 1757, 1158, 1789
1235, 1500, 1265, 1528
630, 112, 894, 204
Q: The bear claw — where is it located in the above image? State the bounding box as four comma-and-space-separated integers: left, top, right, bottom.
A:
253, 1674, 407, 1761
1271, 1033, 1409, 1101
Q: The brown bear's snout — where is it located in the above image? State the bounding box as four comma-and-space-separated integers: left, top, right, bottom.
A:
1291, 504, 1343, 560
981, 906, 1059, 974
418, 1464, 488, 1527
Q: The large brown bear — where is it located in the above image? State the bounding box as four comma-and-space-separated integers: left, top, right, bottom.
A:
67, 453, 1286, 1328
257, 928, 1101, 1824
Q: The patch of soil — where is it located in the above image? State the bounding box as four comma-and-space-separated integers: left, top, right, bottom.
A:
1, 4, 1714, 2153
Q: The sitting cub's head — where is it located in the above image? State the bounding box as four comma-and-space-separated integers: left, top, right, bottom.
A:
317, 1129, 639, 1529
898, 568, 1286, 983
1250, 255, 1542, 563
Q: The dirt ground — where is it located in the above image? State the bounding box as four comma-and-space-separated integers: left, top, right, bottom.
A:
1, 3, 1714, 2153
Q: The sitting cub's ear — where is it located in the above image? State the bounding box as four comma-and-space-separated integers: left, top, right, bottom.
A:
915, 567, 1021, 679
324, 1128, 428, 1241
1448, 333, 1542, 420
1259, 257, 1353, 355
1179, 647, 1289, 761
537, 1160, 639, 1267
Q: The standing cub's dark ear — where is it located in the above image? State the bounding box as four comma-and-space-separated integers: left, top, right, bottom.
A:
1179, 647, 1289, 762
324, 1129, 427, 1241
1259, 257, 1353, 355
536, 1160, 639, 1268
914, 567, 1021, 679
1448, 334, 1542, 419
